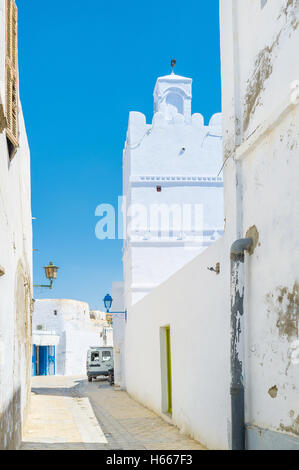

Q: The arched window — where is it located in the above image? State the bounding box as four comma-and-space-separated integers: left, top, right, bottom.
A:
165, 93, 184, 120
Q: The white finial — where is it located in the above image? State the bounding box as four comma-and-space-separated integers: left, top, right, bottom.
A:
171, 59, 176, 75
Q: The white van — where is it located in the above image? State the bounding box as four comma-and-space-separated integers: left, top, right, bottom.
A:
86, 347, 113, 382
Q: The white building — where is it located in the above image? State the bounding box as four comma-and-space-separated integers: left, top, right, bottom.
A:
124, 0, 299, 451
219, 0, 299, 450
33, 299, 113, 376
0, 0, 33, 449
111, 281, 125, 388
123, 71, 224, 307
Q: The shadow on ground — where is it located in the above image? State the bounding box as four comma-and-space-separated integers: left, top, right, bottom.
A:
31, 377, 110, 398
21, 442, 115, 450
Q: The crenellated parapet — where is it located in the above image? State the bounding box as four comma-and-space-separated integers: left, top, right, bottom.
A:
125, 108, 222, 175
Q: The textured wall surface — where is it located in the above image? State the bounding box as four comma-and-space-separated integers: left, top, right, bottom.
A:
220, 0, 299, 445
0, 0, 33, 449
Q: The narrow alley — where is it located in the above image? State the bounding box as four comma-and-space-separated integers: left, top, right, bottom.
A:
21, 377, 205, 451
1, 0, 299, 453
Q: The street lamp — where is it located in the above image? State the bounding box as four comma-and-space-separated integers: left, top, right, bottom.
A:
103, 294, 113, 312
103, 294, 127, 325
34, 261, 59, 289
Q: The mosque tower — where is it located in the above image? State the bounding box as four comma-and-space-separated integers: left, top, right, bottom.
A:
123, 65, 224, 307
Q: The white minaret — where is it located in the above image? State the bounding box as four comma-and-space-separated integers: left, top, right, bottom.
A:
123, 68, 224, 307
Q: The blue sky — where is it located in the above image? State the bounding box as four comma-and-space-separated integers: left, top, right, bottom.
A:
18, 0, 221, 310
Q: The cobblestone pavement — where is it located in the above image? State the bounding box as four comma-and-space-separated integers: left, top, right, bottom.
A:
21, 376, 205, 450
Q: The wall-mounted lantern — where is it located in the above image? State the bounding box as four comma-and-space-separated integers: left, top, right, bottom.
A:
0, 266, 5, 277
44, 261, 59, 281
34, 261, 59, 289
103, 294, 113, 312
103, 294, 127, 324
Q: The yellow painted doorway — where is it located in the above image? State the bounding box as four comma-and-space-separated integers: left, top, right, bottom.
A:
165, 326, 172, 414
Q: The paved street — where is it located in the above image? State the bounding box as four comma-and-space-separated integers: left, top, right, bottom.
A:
21, 376, 205, 450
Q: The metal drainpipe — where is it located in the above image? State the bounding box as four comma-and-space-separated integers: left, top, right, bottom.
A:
230, 237, 253, 450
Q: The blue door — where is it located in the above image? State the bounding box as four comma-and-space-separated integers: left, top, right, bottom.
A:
34, 345, 56, 376
48, 346, 56, 375
32, 345, 37, 376
38, 346, 48, 376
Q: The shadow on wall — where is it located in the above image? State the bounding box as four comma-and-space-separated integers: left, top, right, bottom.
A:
57, 331, 67, 376
0, 387, 22, 450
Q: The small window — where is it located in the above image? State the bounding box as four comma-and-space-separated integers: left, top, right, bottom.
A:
54, 310, 57, 316
91, 351, 100, 362
37, 325, 43, 331
102, 351, 112, 361
261, 0, 267, 8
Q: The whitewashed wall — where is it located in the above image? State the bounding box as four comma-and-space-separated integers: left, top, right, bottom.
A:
220, 0, 299, 448
125, 0, 299, 450
125, 238, 230, 449
0, 0, 33, 449
111, 281, 126, 388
